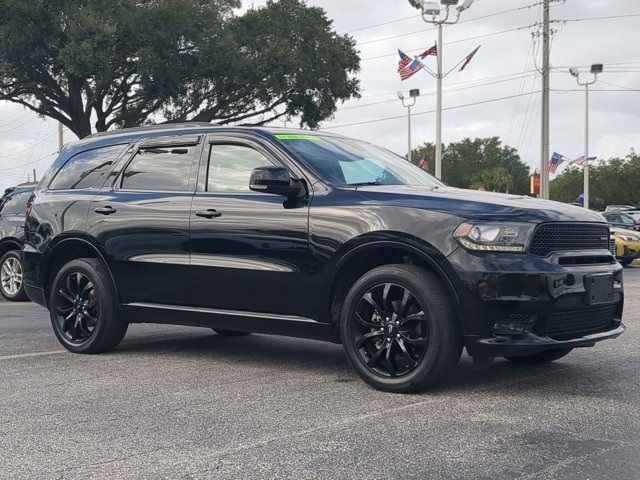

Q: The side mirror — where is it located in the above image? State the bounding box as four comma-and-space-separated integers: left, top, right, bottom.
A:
250, 166, 304, 198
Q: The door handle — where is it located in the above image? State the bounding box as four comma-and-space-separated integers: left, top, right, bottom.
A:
195, 209, 222, 219
94, 206, 117, 215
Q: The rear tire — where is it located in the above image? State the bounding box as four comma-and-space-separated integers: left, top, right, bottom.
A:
0, 250, 28, 301
213, 329, 251, 337
340, 264, 462, 393
505, 348, 572, 364
49, 258, 127, 353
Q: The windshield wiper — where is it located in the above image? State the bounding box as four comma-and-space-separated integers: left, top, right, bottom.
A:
346, 181, 383, 187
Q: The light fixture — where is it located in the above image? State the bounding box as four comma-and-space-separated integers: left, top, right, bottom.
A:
457, 0, 474, 12
441, 0, 460, 5
397, 91, 405, 100
591, 63, 603, 74
409, 89, 421, 98
422, 1, 442, 15
408, 0, 425, 9
569, 67, 580, 78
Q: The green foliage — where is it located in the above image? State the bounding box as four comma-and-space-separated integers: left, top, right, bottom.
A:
0, 0, 360, 138
550, 151, 640, 210
411, 137, 531, 194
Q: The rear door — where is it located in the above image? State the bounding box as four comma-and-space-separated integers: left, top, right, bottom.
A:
189, 134, 311, 317
87, 135, 202, 306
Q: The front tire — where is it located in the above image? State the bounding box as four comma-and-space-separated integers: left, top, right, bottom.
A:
49, 258, 127, 353
505, 348, 573, 364
0, 250, 28, 301
340, 264, 462, 393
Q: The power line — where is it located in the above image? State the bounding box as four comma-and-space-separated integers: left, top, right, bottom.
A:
322, 92, 540, 130
552, 12, 640, 24
356, 2, 545, 47
361, 25, 534, 62
339, 72, 539, 111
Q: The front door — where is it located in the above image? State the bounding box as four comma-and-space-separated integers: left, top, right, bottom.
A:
189, 135, 310, 317
87, 136, 201, 306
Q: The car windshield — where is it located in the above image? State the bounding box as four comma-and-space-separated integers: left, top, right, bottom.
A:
275, 134, 444, 188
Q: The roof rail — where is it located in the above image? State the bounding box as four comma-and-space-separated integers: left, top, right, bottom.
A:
85, 122, 216, 139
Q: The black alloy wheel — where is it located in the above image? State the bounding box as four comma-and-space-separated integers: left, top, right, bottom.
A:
50, 258, 128, 353
351, 283, 429, 378
341, 264, 462, 393
53, 271, 99, 344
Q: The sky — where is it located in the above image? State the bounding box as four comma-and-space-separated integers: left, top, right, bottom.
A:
0, 0, 639, 192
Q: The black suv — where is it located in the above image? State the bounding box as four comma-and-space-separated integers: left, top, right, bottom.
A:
22, 125, 624, 393
0, 182, 36, 300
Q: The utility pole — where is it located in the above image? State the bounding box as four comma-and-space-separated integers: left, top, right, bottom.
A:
57, 121, 64, 153
32, 168, 36, 183
540, 0, 550, 199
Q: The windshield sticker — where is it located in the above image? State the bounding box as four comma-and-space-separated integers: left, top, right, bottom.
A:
274, 134, 321, 141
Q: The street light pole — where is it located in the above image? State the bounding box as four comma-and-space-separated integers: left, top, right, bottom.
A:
409, 0, 475, 180
435, 23, 443, 179
570, 64, 602, 210
398, 89, 420, 163
584, 83, 590, 209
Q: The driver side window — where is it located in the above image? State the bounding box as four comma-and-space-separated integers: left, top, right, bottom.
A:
207, 144, 275, 193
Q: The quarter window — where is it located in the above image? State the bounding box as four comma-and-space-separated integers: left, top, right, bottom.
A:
49, 144, 125, 190
207, 144, 275, 192
121, 146, 196, 191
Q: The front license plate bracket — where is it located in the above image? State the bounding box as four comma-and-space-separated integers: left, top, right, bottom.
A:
584, 273, 614, 305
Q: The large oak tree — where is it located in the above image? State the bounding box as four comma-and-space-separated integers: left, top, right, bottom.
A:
0, 0, 360, 138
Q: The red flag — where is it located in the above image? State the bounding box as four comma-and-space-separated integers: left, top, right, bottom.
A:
459, 45, 481, 72
418, 158, 429, 171
419, 44, 437, 59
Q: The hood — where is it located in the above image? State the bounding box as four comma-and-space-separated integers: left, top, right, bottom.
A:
611, 227, 640, 239
354, 185, 607, 223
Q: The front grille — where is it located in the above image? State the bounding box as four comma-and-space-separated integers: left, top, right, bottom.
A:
538, 305, 616, 339
529, 223, 610, 256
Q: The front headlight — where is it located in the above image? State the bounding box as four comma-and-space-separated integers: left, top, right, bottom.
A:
453, 222, 535, 253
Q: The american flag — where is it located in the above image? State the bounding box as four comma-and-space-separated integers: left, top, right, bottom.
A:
459, 45, 481, 72
548, 152, 566, 174
397, 50, 424, 81
418, 158, 429, 171
397, 50, 412, 72
419, 44, 437, 59
569, 155, 597, 167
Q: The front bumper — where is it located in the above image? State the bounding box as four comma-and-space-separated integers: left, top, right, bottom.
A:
445, 247, 624, 357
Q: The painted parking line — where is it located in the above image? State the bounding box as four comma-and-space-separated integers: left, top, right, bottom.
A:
0, 350, 66, 361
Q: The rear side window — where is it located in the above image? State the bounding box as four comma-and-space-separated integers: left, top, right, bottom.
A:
0, 191, 32, 215
49, 144, 125, 190
121, 146, 196, 191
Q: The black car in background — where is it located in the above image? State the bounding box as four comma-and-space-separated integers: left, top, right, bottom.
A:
0, 182, 36, 301
21, 125, 624, 393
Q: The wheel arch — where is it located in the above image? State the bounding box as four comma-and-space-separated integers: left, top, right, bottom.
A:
0, 238, 23, 257
326, 236, 464, 340
42, 235, 119, 305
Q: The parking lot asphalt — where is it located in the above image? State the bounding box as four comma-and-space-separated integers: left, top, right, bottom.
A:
1, 269, 639, 480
